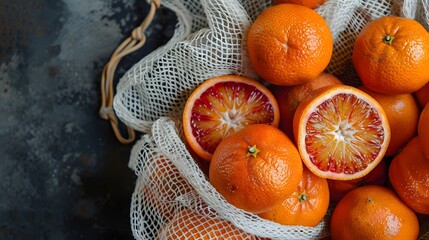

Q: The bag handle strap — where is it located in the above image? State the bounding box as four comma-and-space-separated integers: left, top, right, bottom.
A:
99, 0, 161, 144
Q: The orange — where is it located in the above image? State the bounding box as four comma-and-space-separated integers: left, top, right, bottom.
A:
182, 75, 280, 161
209, 124, 303, 214
258, 167, 329, 227
418, 103, 429, 159
359, 86, 419, 156
273, 0, 326, 9
328, 159, 387, 203
415, 82, 429, 107
389, 137, 429, 214
247, 4, 333, 86
330, 185, 419, 240
157, 209, 259, 239
142, 156, 193, 221
352, 16, 429, 94
275, 72, 343, 139
293, 85, 390, 180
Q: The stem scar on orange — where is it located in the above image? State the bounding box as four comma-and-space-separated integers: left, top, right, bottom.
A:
352, 16, 429, 94
209, 124, 303, 214
258, 167, 329, 227
293, 85, 390, 180
247, 3, 333, 86
330, 185, 419, 240
182, 75, 280, 161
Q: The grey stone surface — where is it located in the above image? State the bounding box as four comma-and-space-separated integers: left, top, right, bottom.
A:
0, 0, 175, 239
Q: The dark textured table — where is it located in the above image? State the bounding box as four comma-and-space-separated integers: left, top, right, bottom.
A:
0, 1, 175, 239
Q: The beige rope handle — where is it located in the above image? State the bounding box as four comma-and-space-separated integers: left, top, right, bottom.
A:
99, 0, 161, 144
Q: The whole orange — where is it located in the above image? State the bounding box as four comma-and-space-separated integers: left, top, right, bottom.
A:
328, 159, 387, 203
258, 167, 329, 227
247, 4, 333, 86
359, 86, 419, 156
418, 103, 429, 158
275, 72, 342, 139
157, 209, 259, 239
415, 82, 429, 107
389, 137, 429, 214
209, 124, 303, 214
273, 0, 326, 9
330, 185, 419, 240
353, 16, 429, 94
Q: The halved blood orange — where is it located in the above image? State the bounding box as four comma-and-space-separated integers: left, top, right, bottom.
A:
183, 75, 280, 161
293, 85, 391, 180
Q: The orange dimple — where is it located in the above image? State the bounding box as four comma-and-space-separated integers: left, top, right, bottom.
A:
247, 3, 333, 86
209, 124, 303, 214
330, 185, 419, 240
258, 167, 329, 227
353, 16, 429, 94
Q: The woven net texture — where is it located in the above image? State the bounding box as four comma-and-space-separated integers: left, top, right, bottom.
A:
113, 0, 429, 239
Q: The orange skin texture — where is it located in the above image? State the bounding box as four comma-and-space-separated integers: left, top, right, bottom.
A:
157, 209, 259, 239
328, 158, 387, 203
330, 185, 419, 240
353, 16, 429, 94
275, 72, 343, 140
359, 86, 419, 156
258, 167, 329, 227
247, 4, 333, 86
209, 124, 303, 214
389, 137, 429, 214
273, 0, 326, 9
415, 82, 429, 108
293, 85, 391, 180
418, 103, 429, 159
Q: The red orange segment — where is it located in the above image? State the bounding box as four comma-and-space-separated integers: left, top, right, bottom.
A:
293, 85, 391, 180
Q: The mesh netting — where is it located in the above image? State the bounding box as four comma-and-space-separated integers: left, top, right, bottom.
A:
114, 0, 429, 239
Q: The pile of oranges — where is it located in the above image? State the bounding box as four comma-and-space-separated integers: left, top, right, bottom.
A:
163, 1, 429, 239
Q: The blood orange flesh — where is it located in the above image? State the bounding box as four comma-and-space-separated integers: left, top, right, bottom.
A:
183, 75, 280, 161
294, 85, 390, 180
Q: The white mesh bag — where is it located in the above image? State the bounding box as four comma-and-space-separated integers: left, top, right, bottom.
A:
111, 0, 429, 239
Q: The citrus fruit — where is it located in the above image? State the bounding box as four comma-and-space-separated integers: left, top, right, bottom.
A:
359, 86, 419, 156
330, 185, 419, 240
415, 82, 429, 107
142, 156, 193, 221
352, 16, 429, 94
258, 167, 329, 227
275, 72, 343, 139
293, 85, 391, 180
273, 0, 326, 9
418, 103, 429, 159
209, 124, 303, 214
183, 75, 280, 161
247, 4, 333, 86
389, 137, 429, 214
157, 209, 259, 239
328, 159, 387, 203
